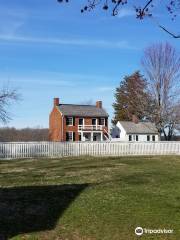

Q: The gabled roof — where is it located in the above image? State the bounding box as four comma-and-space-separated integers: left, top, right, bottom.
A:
58, 104, 109, 117
119, 121, 158, 134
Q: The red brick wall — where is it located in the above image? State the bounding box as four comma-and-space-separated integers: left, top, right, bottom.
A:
49, 107, 62, 141
84, 117, 92, 125
63, 117, 78, 141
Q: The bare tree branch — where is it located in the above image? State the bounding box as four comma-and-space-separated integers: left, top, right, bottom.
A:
57, 0, 180, 38
0, 87, 20, 124
136, 0, 154, 19
142, 42, 180, 140
158, 24, 180, 38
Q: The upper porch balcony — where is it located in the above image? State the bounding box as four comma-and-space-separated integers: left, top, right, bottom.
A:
78, 125, 104, 131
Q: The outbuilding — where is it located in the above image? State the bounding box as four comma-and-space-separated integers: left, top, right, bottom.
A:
111, 116, 159, 142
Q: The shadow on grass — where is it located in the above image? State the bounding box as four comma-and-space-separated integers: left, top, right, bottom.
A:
0, 184, 88, 239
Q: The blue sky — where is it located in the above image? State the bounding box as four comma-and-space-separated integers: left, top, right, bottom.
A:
0, 0, 179, 128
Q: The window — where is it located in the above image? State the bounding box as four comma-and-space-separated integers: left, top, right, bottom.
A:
99, 118, 105, 126
66, 132, 72, 141
136, 135, 139, 141
152, 135, 155, 141
92, 118, 97, 125
129, 135, 132, 141
105, 118, 108, 127
66, 132, 75, 141
79, 118, 83, 125
147, 135, 150, 141
66, 117, 73, 126
79, 133, 82, 141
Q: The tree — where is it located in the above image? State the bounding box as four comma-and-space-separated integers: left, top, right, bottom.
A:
142, 42, 180, 140
112, 71, 151, 124
0, 87, 20, 124
0, 127, 49, 142
57, 0, 180, 38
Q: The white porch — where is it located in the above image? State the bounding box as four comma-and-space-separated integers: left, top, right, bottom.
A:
78, 125, 110, 142
78, 125, 103, 131
79, 131, 103, 142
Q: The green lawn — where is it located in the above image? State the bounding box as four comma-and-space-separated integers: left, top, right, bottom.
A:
0, 155, 180, 240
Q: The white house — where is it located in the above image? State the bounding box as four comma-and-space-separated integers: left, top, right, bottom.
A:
111, 118, 159, 142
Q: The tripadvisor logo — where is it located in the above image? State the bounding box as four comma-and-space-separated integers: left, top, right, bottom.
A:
135, 227, 143, 236
135, 226, 174, 236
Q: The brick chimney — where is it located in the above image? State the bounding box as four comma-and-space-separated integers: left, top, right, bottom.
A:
96, 101, 102, 108
54, 97, 59, 107
132, 115, 139, 124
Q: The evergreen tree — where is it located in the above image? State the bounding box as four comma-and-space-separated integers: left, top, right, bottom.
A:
112, 71, 150, 124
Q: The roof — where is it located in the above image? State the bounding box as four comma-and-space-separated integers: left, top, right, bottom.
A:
57, 104, 109, 117
119, 121, 158, 134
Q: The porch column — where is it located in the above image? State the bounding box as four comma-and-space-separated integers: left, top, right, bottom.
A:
101, 132, 103, 141
91, 132, 93, 141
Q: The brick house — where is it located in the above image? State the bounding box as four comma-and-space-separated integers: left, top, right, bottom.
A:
49, 98, 109, 142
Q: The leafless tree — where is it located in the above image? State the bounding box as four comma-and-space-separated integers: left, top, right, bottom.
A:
57, 0, 180, 38
142, 42, 180, 140
0, 87, 20, 124
0, 127, 49, 142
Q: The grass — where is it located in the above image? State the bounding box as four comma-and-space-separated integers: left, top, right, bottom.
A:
0, 155, 180, 240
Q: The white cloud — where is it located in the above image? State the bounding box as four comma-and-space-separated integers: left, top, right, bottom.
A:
117, 8, 134, 18
0, 71, 114, 90
0, 34, 138, 50
97, 86, 114, 92
0, 76, 75, 89
0, 21, 24, 37
0, 6, 27, 36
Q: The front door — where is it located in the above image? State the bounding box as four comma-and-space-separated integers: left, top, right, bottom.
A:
84, 133, 91, 141
92, 118, 97, 126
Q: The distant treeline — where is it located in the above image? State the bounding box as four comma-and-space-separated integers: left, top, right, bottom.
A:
161, 135, 180, 141
0, 127, 179, 142
0, 127, 49, 142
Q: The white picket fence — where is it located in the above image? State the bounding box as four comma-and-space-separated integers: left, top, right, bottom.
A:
0, 141, 179, 159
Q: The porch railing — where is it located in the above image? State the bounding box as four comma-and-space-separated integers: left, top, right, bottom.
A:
78, 125, 103, 131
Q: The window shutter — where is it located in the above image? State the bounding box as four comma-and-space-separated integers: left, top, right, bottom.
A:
66, 132, 69, 141
105, 118, 107, 126
66, 117, 69, 126
73, 132, 75, 141
73, 117, 75, 126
